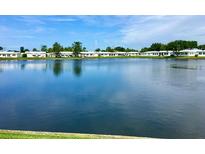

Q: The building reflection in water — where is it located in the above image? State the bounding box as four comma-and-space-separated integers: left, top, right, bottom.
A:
0, 60, 83, 77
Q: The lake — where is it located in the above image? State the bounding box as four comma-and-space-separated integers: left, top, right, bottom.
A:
0, 58, 205, 138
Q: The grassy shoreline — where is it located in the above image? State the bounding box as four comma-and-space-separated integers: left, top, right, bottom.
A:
1, 56, 205, 61
0, 129, 142, 139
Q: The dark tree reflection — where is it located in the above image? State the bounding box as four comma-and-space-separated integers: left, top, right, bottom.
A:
20, 63, 26, 70
53, 60, 63, 77
72, 60, 82, 77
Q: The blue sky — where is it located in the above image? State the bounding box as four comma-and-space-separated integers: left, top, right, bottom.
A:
0, 15, 205, 50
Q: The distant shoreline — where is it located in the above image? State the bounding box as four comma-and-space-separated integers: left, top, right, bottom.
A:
0, 129, 142, 139
1, 56, 205, 61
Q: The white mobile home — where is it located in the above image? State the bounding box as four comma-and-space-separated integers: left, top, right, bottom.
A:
158, 51, 174, 56
126, 52, 140, 56
97, 52, 139, 57
178, 49, 205, 57
81, 52, 98, 57
197, 50, 205, 56
0, 51, 20, 58
140, 51, 174, 56
25, 51, 46, 58
47, 51, 73, 57
140, 51, 159, 56
60, 52, 73, 57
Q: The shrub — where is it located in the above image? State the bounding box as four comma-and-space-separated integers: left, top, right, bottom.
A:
22, 54, 27, 58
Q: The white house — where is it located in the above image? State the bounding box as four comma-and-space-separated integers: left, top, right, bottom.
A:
126, 52, 140, 56
197, 50, 205, 56
0, 51, 21, 58
24, 51, 47, 58
46, 51, 73, 57
97, 52, 139, 57
178, 48, 205, 57
159, 51, 175, 56
140, 51, 174, 56
81, 52, 98, 57
1, 49, 205, 58
46, 51, 140, 57
140, 51, 159, 56
60, 52, 73, 57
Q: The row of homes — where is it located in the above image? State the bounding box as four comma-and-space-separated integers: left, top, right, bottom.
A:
140, 49, 205, 57
0, 51, 47, 58
0, 48, 205, 58
0, 51, 141, 58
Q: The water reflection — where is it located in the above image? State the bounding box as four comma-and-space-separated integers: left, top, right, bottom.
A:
21, 63, 26, 70
72, 60, 82, 77
0, 60, 84, 77
53, 60, 63, 77
0, 59, 205, 138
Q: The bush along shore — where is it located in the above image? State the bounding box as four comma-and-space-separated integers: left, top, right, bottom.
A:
0, 129, 142, 139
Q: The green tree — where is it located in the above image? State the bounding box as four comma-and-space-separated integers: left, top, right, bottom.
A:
114, 46, 125, 52
106, 46, 114, 52
32, 48, 37, 51
150, 43, 166, 51
125, 48, 136, 52
82, 47, 87, 52
72, 41, 83, 57
41, 45, 48, 52
167, 40, 197, 51
52, 42, 63, 57
0, 46, 3, 51
140, 47, 149, 52
198, 44, 205, 50
64, 47, 73, 51
20, 46, 25, 53
48, 48, 53, 53
95, 48, 101, 52
160, 44, 167, 50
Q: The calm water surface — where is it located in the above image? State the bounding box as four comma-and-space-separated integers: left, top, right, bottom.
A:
0, 58, 205, 138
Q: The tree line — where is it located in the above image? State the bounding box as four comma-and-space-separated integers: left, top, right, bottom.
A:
0, 42, 137, 54
0, 40, 205, 54
95, 46, 137, 52
141, 40, 205, 52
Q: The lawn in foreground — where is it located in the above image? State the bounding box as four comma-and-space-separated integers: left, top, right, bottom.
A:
0, 130, 140, 139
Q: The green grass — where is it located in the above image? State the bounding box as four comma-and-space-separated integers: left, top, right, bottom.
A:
0, 57, 82, 61
1, 56, 205, 61
172, 56, 205, 59
0, 130, 141, 139
0, 56, 171, 61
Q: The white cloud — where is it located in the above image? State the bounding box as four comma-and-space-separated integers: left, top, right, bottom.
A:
120, 16, 205, 47
34, 27, 45, 33
17, 16, 46, 25
1, 16, 205, 50
77, 16, 128, 27
48, 17, 77, 22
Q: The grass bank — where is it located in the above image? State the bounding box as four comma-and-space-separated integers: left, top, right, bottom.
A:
0, 129, 141, 139
0, 56, 166, 61
1, 56, 205, 61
